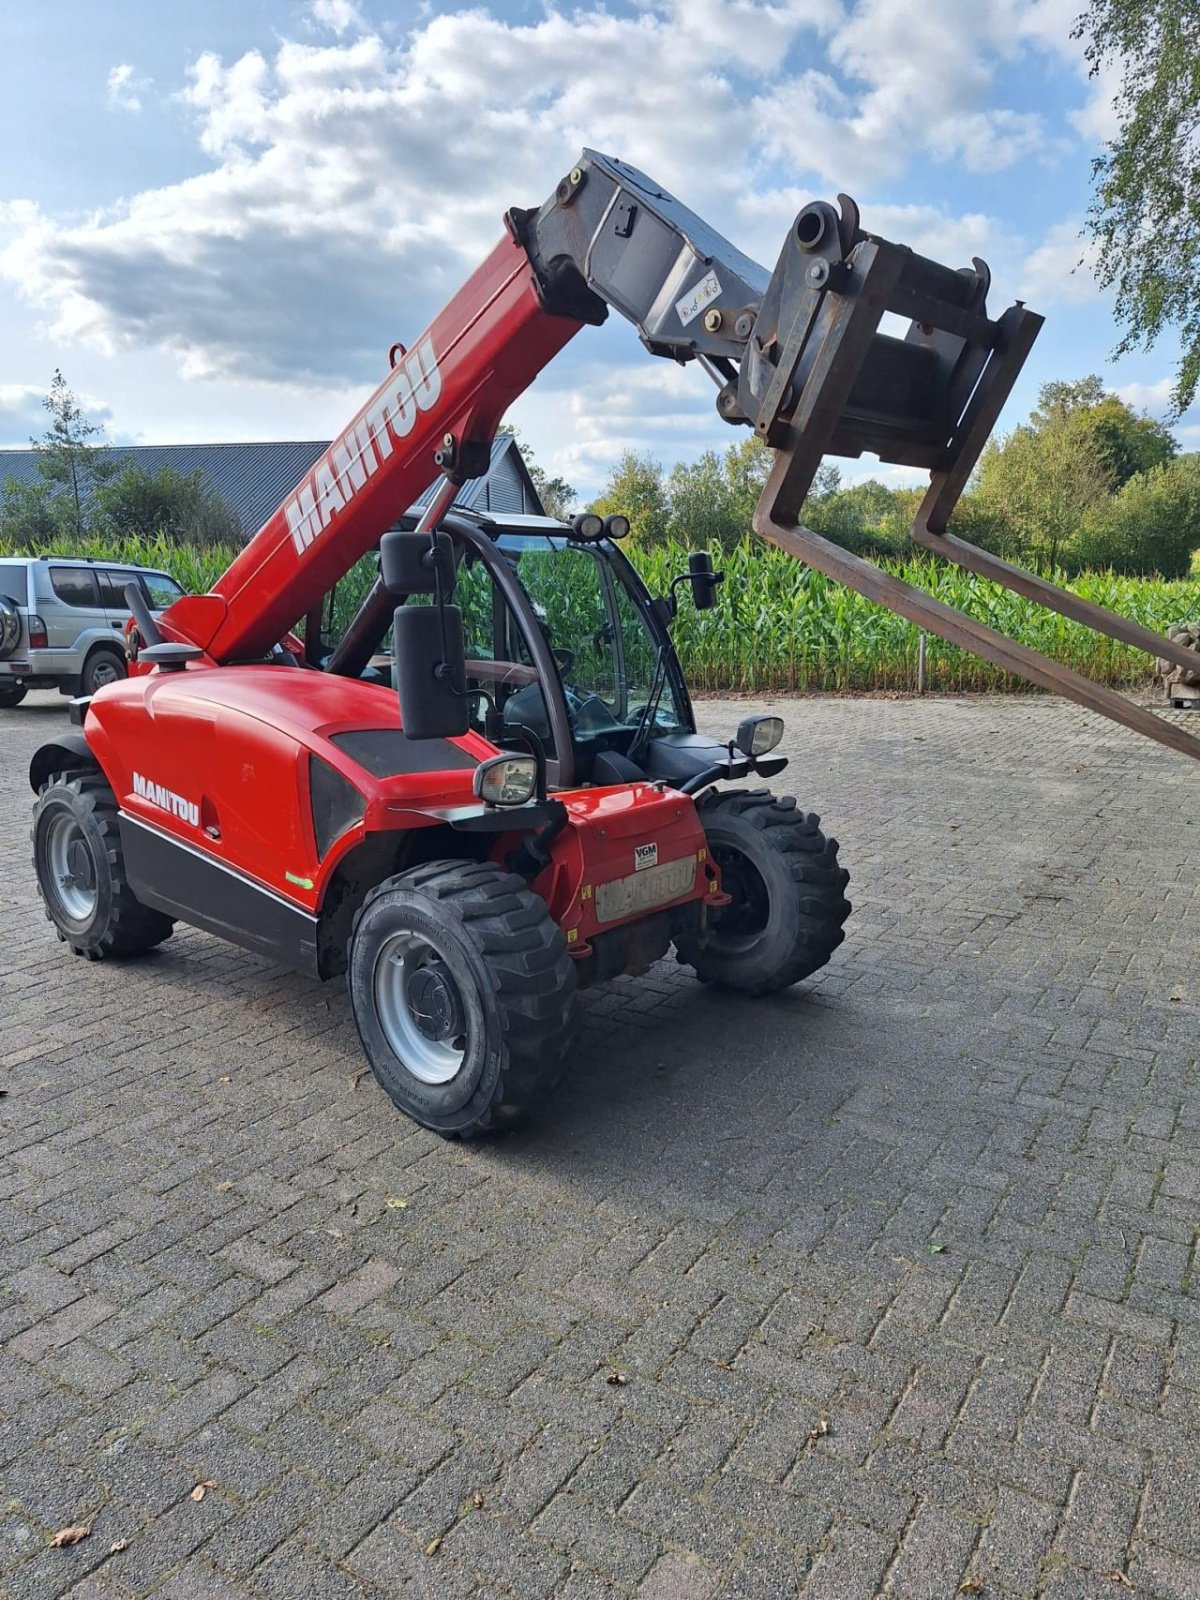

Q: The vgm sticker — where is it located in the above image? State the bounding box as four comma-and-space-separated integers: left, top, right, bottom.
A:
634, 842, 658, 872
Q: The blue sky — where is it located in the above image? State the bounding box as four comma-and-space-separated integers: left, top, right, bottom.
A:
1, 0, 1192, 502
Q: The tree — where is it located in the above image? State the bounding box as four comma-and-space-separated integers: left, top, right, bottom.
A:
592, 451, 671, 545
92, 464, 241, 549
968, 375, 1179, 571
32, 370, 117, 537
1074, 1, 1200, 414
1075, 452, 1200, 576
0, 476, 68, 551
665, 451, 745, 549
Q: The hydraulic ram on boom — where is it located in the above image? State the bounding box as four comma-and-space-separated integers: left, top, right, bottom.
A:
162, 150, 1200, 763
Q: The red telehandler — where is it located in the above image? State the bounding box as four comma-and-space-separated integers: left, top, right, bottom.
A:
28, 151, 1200, 1136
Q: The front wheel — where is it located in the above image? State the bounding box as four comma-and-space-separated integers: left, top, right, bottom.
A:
32, 771, 175, 959
676, 789, 850, 994
347, 860, 577, 1137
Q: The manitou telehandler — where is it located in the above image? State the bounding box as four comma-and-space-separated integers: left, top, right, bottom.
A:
28, 151, 1200, 1136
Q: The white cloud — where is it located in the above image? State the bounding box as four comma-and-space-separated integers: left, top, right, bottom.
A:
106, 63, 150, 113
1112, 377, 1175, 414
0, 383, 48, 445
1018, 219, 1103, 306
2, 2, 1083, 388
310, 0, 365, 34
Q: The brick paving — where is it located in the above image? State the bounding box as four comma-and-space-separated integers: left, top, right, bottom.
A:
1, 687, 1198, 1599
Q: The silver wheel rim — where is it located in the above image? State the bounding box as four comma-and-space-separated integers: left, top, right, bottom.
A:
373, 930, 469, 1085
90, 657, 122, 688
45, 811, 98, 922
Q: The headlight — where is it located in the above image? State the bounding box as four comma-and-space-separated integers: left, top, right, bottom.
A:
603, 514, 631, 540
734, 714, 784, 758
473, 752, 538, 807
570, 512, 604, 541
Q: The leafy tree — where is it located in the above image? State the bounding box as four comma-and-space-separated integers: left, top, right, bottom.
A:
0, 476, 69, 551
32, 370, 118, 537
93, 464, 241, 549
665, 451, 745, 549
1075, 452, 1200, 576
592, 450, 671, 545
1074, 0, 1200, 413
968, 375, 1179, 570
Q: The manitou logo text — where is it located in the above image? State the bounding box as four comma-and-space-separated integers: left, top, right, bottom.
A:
132, 772, 199, 827
284, 338, 443, 557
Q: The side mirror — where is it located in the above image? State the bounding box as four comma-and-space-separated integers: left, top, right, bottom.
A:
392, 603, 469, 739
687, 551, 724, 610
380, 530, 456, 597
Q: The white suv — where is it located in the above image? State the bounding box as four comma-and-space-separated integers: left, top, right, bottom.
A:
0, 557, 185, 708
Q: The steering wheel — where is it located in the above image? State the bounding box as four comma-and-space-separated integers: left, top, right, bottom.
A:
551, 646, 576, 674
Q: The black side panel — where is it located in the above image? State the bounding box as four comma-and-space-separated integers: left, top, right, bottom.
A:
119, 815, 319, 975
330, 728, 477, 778
309, 755, 366, 858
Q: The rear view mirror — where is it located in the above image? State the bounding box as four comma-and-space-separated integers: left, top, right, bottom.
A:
380, 530, 456, 597
392, 603, 468, 739
687, 551, 724, 610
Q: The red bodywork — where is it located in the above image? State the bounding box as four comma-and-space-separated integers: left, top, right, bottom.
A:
84, 664, 714, 971
90, 223, 719, 967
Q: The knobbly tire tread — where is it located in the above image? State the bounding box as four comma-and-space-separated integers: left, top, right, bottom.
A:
33, 771, 174, 959
676, 787, 851, 993
350, 859, 577, 1137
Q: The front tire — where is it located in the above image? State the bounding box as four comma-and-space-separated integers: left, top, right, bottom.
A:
0, 681, 27, 708
348, 860, 577, 1137
676, 789, 850, 994
32, 772, 175, 959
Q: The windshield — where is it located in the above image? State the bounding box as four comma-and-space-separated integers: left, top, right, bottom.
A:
459, 535, 686, 749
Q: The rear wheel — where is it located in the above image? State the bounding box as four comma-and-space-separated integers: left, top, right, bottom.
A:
81, 647, 126, 696
676, 788, 850, 994
0, 681, 27, 708
348, 859, 577, 1137
32, 772, 175, 959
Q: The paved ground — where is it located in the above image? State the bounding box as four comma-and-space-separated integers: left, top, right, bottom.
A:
1, 688, 1198, 1600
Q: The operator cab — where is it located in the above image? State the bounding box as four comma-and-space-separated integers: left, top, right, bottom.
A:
314, 509, 756, 792
452, 515, 691, 786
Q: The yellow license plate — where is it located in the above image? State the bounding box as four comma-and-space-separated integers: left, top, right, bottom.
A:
594, 856, 696, 925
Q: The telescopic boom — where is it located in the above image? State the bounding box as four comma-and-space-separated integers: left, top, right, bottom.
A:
161, 150, 1200, 763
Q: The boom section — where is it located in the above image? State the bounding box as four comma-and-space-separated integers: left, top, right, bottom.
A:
195, 233, 588, 664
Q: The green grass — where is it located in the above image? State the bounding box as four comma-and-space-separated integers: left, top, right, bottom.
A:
6, 530, 1197, 695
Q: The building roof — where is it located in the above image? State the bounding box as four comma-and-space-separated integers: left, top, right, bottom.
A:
0, 434, 543, 537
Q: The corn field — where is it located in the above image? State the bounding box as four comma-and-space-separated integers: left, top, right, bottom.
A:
6, 530, 1197, 695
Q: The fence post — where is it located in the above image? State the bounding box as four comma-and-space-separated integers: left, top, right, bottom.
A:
917, 630, 927, 694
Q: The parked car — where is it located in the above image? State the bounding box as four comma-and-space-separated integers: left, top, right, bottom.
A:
0, 557, 185, 707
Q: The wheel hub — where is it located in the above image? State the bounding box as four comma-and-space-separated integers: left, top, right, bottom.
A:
44, 812, 99, 923
372, 931, 470, 1086
710, 844, 770, 942
406, 961, 464, 1042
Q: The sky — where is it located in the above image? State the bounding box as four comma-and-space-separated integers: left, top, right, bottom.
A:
0, 0, 1192, 504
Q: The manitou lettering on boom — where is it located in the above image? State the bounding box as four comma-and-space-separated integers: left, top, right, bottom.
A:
285, 338, 443, 557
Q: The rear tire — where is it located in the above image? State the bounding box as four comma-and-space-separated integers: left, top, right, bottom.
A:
0, 681, 27, 708
81, 647, 126, 696
348, 859, 577, 1137
676, 788, 850, 994
32, 772, 175, 959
